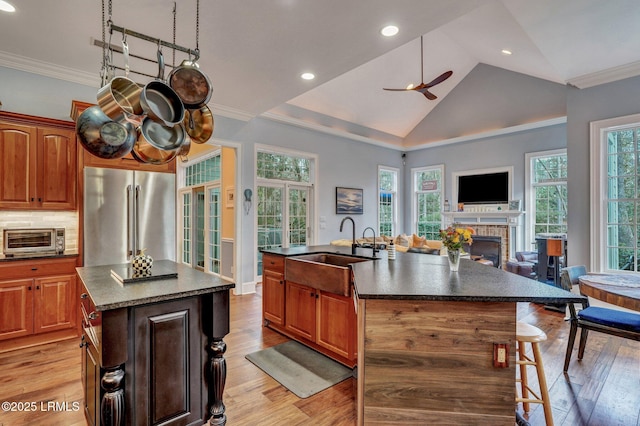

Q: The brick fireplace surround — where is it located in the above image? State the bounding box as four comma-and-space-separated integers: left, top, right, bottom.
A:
472, 225, 510, 268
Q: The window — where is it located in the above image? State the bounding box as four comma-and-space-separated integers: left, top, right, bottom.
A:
525, 149, 567, 247
412, 165, 444, 240
378, 166, 398, 238
591, 114, 640, 272
178, 151, 223, 275
256, 148, 315, 276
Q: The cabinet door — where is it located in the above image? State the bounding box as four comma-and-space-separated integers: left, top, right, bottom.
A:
285, 281, 316, 341
0, 122, 37, 208
83, 334, 100, 426
316, 291, 356, 359
0, 279, 34, 340
263, 269, 285, 326
37, 127, 77, 209
34, 274, 77, 333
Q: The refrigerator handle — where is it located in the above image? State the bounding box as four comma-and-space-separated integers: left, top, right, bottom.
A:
135, 185, 141, 255
126, 185, 133, 258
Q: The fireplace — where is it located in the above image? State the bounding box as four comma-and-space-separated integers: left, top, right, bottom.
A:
464, 235, 502, 268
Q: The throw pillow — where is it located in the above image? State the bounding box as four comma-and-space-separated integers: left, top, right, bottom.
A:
412, 234, 426, 248
395, 233, 410, 247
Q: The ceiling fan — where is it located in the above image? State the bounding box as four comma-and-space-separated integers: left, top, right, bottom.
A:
383, 35, 453, 100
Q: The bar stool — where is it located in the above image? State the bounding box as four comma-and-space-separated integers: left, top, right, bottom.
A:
516, 321, 554, 426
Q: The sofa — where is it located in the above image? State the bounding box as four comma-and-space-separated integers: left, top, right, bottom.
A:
330, 233, 443, 255
506, 251, 538, 278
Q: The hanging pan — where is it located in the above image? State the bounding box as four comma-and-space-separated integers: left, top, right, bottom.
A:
76, 106, 136, 159
132, 118, 187, 165
168, 50, 212, 109
183, 104, 213, 144
96, 39, 144, 126
139, 47, 185, 127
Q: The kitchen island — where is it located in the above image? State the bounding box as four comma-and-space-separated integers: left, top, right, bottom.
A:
76, 260, 234, 426
262, 246, 586, 425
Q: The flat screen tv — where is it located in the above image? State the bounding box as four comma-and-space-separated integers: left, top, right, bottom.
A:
457, 171, 509, 204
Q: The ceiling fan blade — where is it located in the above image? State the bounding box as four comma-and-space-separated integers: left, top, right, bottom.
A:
383, 88, 412, 91
425, 70, 453, 88
420, 89, 437, 100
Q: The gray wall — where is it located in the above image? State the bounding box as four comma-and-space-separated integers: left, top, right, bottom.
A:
566, 75, 640, 268
405, 123, 567, 251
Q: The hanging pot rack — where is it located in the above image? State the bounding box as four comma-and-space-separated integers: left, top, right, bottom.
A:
109, 24, 199, 60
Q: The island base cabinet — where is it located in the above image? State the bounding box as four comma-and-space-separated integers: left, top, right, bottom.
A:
130, 297, 204, 425
358, 299, 516, 425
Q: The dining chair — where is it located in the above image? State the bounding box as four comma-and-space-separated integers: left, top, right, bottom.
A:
560, 266, 640, 372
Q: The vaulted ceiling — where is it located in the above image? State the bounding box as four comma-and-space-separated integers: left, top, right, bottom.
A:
1, 0, 639, 148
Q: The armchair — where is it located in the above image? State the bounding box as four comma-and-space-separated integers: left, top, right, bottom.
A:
506, 251, 537, 278
560, 266, 640, 373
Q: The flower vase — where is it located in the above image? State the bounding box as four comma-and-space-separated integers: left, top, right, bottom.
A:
447, 249, 461, 272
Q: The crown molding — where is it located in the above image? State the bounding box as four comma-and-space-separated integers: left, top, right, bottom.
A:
0, 50, 99, 87
260, 111, 404, 150
209, 103, 254, 122
404, 117, 567, 151
568, 60, 640, 89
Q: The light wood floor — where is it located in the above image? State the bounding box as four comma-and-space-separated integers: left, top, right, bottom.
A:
1, 287, 638, 425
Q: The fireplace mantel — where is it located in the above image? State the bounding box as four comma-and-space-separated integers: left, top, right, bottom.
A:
443, 210, 524, 226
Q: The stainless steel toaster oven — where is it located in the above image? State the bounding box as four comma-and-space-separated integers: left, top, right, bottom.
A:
2, 228, 65, 257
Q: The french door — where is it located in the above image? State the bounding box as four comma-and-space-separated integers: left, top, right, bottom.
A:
257, 183, 312, 275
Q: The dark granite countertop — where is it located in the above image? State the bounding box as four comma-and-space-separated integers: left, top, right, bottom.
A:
0, 251, 79, 262
262, 245, 586, 304
76, 260, 235, 311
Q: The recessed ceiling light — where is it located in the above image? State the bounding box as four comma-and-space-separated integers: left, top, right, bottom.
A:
0, 0, 16, 12
380, 25, 399, 37
501, 49, 512, 56
301, 72, 315, 80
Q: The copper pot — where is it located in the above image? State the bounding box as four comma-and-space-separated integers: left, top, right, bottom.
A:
184, 105, 214, 144
131, 119, 186, 165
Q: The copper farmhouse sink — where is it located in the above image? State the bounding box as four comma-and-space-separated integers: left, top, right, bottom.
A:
284, 253, 371, 297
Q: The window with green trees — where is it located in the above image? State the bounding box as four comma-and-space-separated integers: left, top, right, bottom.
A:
378, 167, 398, 237
413, 166, 443, 240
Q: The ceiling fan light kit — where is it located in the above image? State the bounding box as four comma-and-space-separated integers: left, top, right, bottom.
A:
383, 35, 452, 100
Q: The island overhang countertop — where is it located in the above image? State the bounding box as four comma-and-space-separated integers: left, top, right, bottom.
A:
261, 245, 586, 305
76, 259, 235, 311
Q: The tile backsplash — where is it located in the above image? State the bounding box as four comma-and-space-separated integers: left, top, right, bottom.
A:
0, 211, 79, 252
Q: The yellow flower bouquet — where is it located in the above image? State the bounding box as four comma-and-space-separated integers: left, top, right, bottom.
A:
439, 223, 474, 251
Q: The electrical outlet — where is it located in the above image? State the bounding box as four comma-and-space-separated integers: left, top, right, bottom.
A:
493, 343, 509, 368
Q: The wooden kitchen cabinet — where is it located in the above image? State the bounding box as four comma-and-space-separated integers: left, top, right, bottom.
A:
0, 279, 34, 340
262, 253, 285, 326
316, 290, 357, 360
0, 112, 77, 210
0, 257, 79, 345
285, 281, 317, 341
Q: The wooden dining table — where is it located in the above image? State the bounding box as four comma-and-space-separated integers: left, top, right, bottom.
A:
579, 273, 640, 311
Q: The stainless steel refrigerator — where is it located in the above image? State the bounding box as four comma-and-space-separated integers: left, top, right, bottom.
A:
83, 167, 176, 267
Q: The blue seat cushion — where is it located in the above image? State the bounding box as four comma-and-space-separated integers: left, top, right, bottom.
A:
578, 306, 640, 332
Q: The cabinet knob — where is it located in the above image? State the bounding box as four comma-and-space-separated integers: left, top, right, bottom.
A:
279, 280, 283, 285
28, 286, 32, 290
31, 267, 38, 271
88, 312, 99, 320
80, 293, 88, 299
36, 285, 40, 290
31, 197, 34, 202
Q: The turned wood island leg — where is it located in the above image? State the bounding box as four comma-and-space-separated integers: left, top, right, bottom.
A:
101, 365, 125, 426
203, 291, 231, 425
207, 338, 228, 425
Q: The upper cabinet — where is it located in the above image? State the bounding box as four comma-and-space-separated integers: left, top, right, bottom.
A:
0, 112, 77, 210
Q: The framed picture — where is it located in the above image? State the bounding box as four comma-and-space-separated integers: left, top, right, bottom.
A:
226, 186, 235, 208
508, 199, 521, 211
336, 187, 363, 214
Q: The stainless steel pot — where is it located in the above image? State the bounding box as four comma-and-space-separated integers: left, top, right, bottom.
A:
76, 106, 136, 159
139, 49, 185, 127
96, 76, 144, 126
131, 118, 186, 164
